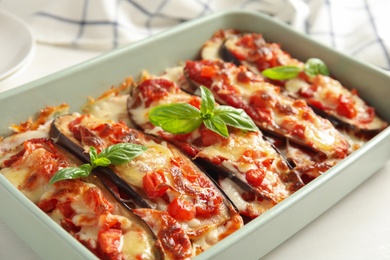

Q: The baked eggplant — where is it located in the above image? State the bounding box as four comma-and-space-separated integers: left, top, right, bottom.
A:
0, 137, 163, 260
50, 116, 152, 210
50, 113, 243, 257
127, 77, 304, 219
183, 59, 350, 159
204, 30, 388, 134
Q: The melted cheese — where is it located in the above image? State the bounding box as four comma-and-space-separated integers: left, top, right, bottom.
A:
219, 178, 275, 218
229, 71, 269, 102
130, 102, 152, 127
83, 94, 131, 125
122, 229, 155, 259
160, 66, 185, 83
115, 139, 174, 189
1, 166, 49, 204
201, 39, 222, 60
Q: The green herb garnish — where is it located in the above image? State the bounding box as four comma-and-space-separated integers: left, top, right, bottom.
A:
148, 86, 258, 137
50, 143, 147, 184
304, 58, 330, 77
262, 58, 329, 80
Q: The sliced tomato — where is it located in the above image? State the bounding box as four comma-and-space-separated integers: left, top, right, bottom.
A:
84, 187, 114, 215
307, 99, 326, 110
61, 218, 81, 234
235, 34, 281, 70
3, 148, 26, 167
290, 123, 306, 140
97, 229, 124, 260
249, 90, 272, 109
359, 107, 376, 124
38, 198, 58, 213
298, 84, 317, 98
143, 170, 169, 198
200, 65, 217, 78
187, 96, 202, 109
92, 123, 114, 138
167, 197, 196, 221
137, 78, 175, 107
236, 70, 252, 84
245, 168, 266, 187
185, 60, 214, 87
336, 94, 357, 119
248, 91, 273, 123
170, 157, 198, 183
79, 126, 105, 151
199, 126, 225, 146
195, 189, 223, 218
57, 200, 75, 218
261, 158, 274, 168
68, 116, 85, 141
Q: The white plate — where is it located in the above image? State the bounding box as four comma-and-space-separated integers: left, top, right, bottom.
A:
0, 9, 34, 80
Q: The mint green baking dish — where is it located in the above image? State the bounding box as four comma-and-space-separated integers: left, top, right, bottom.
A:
0, 10, 389, 260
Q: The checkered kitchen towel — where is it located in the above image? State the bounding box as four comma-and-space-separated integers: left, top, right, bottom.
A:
31, 0, 390, 70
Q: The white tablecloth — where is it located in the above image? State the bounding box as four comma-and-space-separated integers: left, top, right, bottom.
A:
0, 1, 389, 259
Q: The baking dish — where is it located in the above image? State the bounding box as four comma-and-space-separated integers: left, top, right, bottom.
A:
0, 9, 389, 260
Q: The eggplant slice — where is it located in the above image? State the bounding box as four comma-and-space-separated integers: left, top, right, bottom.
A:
283, 76, 388, 133
206, 30, 388, 134
183, 59, 350, 159
0, 137, 163, 260
127, 77, 304, 219
50, 116, 153, 209
50, 113, 243, 256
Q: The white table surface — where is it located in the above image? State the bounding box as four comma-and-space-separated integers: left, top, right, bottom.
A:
1, 3, 390, 260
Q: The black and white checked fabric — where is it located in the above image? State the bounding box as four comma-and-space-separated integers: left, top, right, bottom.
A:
31, 0, 390, 70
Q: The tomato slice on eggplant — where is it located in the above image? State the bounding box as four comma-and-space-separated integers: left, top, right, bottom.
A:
183, 59, 350, 159
210, 30, 388, 134
127, 77, 304, 219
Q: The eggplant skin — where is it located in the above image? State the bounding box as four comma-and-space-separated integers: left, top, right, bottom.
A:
218, 39, 241, 66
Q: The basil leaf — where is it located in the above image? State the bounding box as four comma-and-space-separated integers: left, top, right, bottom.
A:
147, 85, 258, 138
51, 143, 147, 184
50, 165, 90, 184
214, 106, 258, 132
149, 103, 202, 134
79, 163, 93, 173
200, 86, 216, 118
93, 157, 111, 167
262, 66, 301, 80
98, 143, 147, 165
204, 116, 229, 137
304, 58, 329, 77
89, 146, 98, 162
